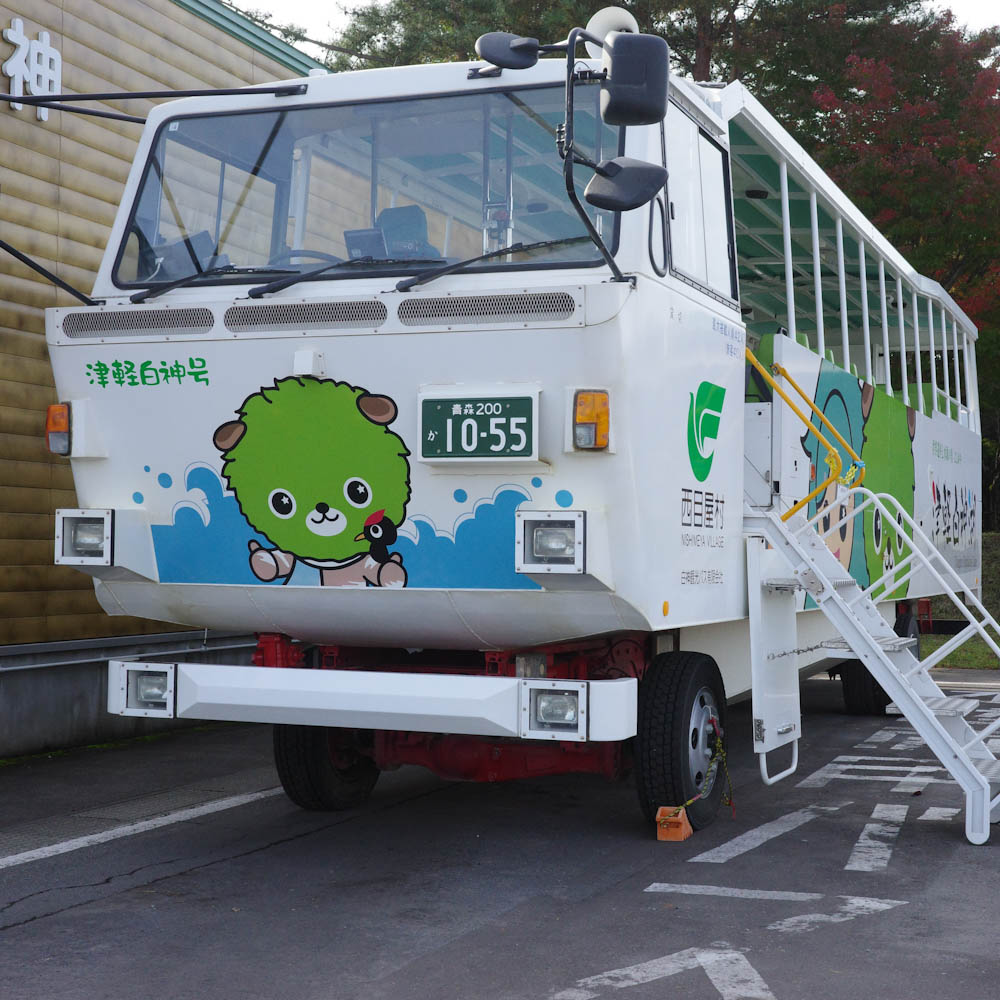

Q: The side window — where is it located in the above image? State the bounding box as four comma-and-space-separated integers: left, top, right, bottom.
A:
665, 103, 736, 301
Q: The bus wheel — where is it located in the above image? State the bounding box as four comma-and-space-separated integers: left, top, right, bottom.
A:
273, 725, 379, 810
840, 611, 919, 715
635, 651, 727, 829
839, 659, 889, 715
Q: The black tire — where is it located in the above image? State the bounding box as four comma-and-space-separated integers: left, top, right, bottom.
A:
840, 611, 920, 715
635, 651, 727, 829
839, 659, 889, 715
273, 725, 379, 810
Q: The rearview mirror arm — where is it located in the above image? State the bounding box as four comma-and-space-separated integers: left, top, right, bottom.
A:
558, 27, 629, 283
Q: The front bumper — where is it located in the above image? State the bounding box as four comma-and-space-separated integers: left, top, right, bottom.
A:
108, 660, 637, 743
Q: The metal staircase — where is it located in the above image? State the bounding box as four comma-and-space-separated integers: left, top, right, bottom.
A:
744, 488, 1000, 844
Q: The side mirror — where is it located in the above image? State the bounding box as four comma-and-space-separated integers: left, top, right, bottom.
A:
584, 157, 668, 212
475, 32, 540, 70
601, 33, 670, 126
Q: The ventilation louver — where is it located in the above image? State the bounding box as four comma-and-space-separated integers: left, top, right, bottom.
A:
225, 301, 387, 332
62, 308, 215, 338
397, 292, 577, 326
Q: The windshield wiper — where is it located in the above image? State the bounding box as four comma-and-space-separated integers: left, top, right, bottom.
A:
130, 265, 294, 304
247, 257, 441, 299
395, 236, 591, 292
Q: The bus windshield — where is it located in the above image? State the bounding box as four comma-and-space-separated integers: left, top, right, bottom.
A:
115, 83, 621, 288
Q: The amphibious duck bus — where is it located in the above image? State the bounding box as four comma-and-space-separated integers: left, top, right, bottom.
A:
44, 9, 995, 838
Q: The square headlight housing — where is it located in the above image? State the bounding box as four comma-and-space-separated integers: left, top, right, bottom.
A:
519, 679, 588, 741
55, 509, 113, 566
515, 510, 585, 574
108, 661, 176, 718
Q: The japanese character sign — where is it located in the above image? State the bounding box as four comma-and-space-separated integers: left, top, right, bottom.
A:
2, 18, 61, 122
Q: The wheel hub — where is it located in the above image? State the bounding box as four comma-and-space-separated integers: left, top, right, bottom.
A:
688, 685, 720, 795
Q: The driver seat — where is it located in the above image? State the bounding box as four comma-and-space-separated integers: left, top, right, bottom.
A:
376, 205, 440, 259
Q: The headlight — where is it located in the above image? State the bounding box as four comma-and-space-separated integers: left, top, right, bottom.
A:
515, 511, 585, 574
55, 509, 113, 565
72, 519, 106, 555
536, 692, 578, 725
532, 525, 575, 559
530, 688, 580, 731
136, 671, 169, 706
519, 679, 588, 741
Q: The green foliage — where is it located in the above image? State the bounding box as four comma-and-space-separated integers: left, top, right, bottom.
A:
327, 1, 595, 70
811, 14, 1000, 299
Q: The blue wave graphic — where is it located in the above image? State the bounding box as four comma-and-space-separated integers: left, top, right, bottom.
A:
393, 488, 540, 590
152, 470, 537, 590
151, 466, 318, 585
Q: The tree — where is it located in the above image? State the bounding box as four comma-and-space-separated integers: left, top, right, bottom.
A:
809, 13, 1000, 526
326, 1, 596, 70
811, 13, 1000, 297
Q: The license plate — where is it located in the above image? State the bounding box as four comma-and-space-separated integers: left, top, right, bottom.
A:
420, 396, 534, 459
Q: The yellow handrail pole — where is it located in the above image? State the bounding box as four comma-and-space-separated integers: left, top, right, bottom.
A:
770, 362, 867, 488
745, 348, 842, 520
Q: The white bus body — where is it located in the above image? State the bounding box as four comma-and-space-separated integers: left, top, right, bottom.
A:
44, 25, 982, 827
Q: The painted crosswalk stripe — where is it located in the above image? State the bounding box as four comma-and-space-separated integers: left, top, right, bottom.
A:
688, 803, 849, 864
844, 803, 908, 871
918, 807, 960, 821
797, 756, 949, 793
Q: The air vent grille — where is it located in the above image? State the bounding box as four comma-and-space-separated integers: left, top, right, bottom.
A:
225, 300, 387, 331
397, 292, 577, 326
62, 308, 215, 338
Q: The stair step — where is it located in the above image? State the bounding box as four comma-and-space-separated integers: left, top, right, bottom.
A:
822, 636, 917, 652
975, 760, 1000, 782
924, 696, 980, 717
886, 696, 979, 717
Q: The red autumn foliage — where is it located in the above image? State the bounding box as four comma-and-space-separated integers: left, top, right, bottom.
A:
810, 13, 1000, 330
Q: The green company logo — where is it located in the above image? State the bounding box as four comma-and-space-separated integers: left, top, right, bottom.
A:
687, 381, 726, 482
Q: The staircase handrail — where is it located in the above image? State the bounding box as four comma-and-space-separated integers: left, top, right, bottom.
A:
770, 361, 867, 492
803, 487, 999, 646
804, 487, 1000, 694
745, 348, 844, 521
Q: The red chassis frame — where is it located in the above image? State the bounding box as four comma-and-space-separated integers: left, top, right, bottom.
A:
253, 632, 649, 783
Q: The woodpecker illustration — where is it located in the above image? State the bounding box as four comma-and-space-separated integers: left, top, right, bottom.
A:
355, 508, 398, 565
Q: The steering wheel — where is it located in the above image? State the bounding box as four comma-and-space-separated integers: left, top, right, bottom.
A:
269, 249, 343, 265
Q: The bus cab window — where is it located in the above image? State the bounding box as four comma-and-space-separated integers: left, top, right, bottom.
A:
665, 103, 736, 301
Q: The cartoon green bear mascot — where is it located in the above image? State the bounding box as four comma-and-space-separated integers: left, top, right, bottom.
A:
214, 376, 411, 588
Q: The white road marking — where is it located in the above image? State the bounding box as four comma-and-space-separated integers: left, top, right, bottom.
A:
918, 807, 960, 821
0, 788, 283, 871
549, 944, 775, 1000
767, 895, 907, 934
644, 883, 823, 902
844, 804, 908, 871
797, 756, 949, 792
687, 803, 849, 864
855, 726, 907, 747
854, 730, 926, 752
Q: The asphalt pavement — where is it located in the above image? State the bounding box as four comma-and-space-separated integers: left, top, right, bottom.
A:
1, 671, 998, 1000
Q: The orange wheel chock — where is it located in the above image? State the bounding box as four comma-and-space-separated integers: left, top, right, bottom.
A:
655, 805, 694, 841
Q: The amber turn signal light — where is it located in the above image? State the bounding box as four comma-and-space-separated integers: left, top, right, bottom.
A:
46, 403, 71, 455
573, 390, 610, 449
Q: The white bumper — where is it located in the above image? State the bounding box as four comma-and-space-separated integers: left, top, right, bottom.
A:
108, 660, 637, 742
